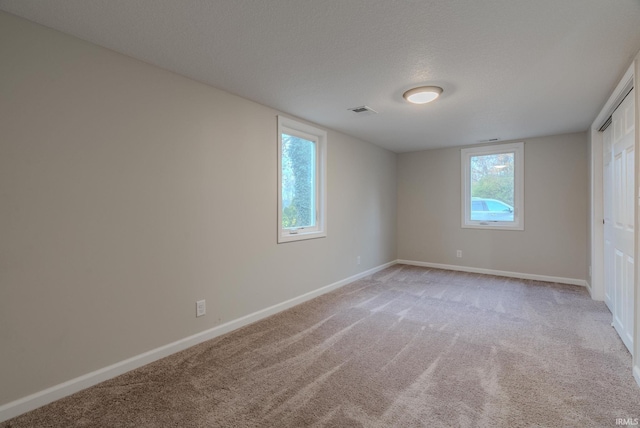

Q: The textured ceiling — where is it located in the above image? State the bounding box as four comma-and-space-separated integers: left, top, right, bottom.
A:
2, 0, 640, 152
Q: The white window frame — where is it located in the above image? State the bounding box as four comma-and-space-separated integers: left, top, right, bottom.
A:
461, 142, 524, 230
277, 116, 327, 243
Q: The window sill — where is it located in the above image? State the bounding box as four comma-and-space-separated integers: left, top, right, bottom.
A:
278, 230, 327, 243
462, 222, 524, 231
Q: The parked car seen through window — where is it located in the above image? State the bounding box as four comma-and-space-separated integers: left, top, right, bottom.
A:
471, 197, 514, 222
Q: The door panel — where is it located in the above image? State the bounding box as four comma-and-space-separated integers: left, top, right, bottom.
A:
604, 125, 613, 310
625, 255, 634, 347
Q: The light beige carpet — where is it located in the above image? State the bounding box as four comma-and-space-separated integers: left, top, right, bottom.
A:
3, 265, 640, 427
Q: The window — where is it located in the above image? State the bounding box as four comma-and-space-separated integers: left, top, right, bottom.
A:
461, 142, 524, 230
277, 116, 327, 243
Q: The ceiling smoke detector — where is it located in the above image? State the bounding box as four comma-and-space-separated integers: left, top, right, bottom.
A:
348, 105, 378, 116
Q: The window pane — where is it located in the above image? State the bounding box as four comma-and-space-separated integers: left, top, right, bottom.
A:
470, 152, 514, 222
281, 133, 316, 229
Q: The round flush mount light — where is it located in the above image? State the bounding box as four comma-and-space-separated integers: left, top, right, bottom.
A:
403, 86, 443, 104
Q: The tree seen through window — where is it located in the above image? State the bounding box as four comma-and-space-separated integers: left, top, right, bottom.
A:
281, 134, 316, 229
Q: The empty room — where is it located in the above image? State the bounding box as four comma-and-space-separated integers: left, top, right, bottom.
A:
2, 1, 640, 427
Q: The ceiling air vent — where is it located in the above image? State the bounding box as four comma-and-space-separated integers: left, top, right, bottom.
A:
348, 105, 378, 116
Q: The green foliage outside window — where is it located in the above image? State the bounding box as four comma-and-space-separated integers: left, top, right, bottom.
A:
470, 152, 514, 206
281, 134, 316, 228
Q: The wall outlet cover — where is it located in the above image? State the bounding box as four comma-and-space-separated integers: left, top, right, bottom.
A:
196, 300, 206, 317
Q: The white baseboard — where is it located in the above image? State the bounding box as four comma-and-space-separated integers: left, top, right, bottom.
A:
634, 365, 640, 389
584, 280, 594, 298
397, 259, 588, 287
0, 261, 396, 423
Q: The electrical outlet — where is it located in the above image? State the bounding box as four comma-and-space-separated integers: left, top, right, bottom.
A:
357, 256, 361, 265
196, 300, 206, 317
456, 250, 462, 258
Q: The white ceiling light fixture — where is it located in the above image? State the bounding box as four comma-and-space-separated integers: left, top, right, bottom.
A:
403, 86, 443, 104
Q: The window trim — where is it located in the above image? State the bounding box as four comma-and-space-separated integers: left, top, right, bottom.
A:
277, 116, 327, 243
461, 142, 524, 231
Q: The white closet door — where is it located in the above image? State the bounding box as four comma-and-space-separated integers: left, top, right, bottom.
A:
609, 89, 635, 353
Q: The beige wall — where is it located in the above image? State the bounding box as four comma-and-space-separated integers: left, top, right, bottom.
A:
0, 12, 397, 405
397, 133, 588, 280
587, 122, 603, 298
